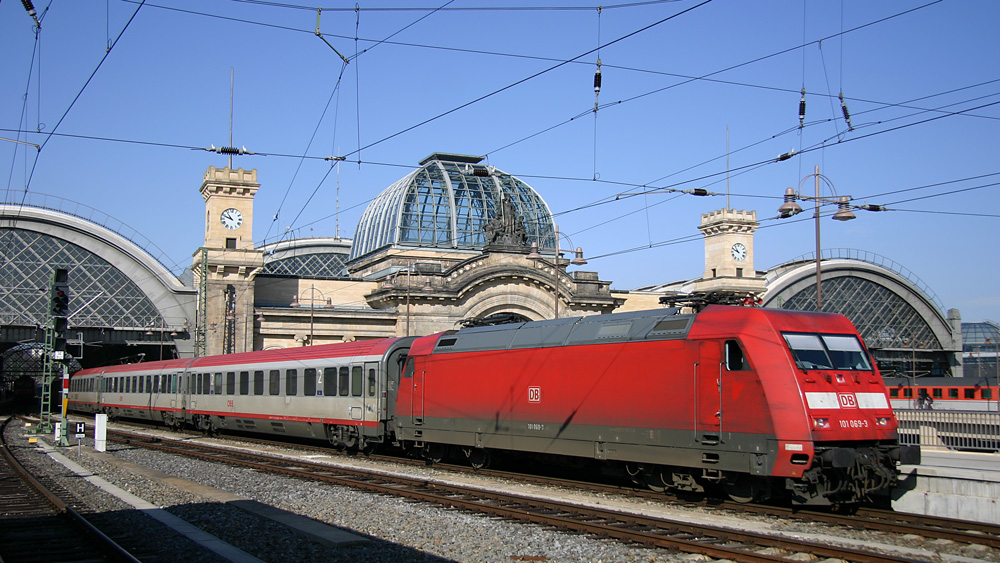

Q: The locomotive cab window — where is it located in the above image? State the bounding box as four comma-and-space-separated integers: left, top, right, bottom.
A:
783, 333, 872, 371
725, 340, 748, 371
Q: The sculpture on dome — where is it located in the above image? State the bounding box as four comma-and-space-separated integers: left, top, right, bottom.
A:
485, 193, 528, 249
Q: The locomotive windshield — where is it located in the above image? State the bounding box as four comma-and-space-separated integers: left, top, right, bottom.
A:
782, 333, 872, 371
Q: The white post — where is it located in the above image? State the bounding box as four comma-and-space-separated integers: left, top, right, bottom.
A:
94, 413, 108, 452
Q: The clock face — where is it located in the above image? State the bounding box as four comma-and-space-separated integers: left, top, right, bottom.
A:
220, 208, 243, 230
731, 242, 747, 261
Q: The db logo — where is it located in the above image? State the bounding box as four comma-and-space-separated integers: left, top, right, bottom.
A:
838, 393, 858, 408
527, 386, 541, 403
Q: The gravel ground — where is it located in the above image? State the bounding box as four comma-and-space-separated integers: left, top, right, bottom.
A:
6, 419, 1000, 563
5, 419, 687, 562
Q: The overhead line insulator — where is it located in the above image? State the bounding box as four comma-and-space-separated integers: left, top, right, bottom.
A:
839, 92, 854, 131
798, 88, 806, 129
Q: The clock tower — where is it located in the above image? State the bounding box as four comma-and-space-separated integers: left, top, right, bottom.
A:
194, 166, 263, 356
691, 208, 766, 295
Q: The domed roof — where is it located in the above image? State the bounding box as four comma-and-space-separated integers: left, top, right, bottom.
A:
348, 153, 555, 262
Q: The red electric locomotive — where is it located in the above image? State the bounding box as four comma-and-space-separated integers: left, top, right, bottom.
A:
391, 305, 918, 505
68, 305, 917, 506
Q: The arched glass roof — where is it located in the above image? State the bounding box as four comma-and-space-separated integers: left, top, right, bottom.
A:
779, 276, 941, 350
348, 153, 555, 262
0, 228, 163, 329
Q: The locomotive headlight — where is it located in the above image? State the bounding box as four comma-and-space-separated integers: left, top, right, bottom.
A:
813, 417, 830, 429
876, 417, 890, 427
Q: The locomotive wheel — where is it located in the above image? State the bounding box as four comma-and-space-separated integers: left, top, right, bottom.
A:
424, 443, 447, 464
724, 474, 766, 503
639, 467, 666, 493
463, 447, 491, 470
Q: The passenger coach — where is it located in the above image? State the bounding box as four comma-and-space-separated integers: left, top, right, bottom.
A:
69, 338, 413, 450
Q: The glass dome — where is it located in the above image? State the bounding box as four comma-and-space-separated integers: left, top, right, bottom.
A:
348, 153, 555, 262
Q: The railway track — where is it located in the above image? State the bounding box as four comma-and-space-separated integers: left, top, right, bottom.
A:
111, 421, 1000, 552
0, 417, 141, 563
109, 428, 936, 563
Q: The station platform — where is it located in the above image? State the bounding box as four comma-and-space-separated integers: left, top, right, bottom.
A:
893, 448, 1000, 524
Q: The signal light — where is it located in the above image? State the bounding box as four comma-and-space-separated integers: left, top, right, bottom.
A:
50, 269, 70, 318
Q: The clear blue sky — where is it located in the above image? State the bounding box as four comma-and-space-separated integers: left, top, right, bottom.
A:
3, 1, 998, 322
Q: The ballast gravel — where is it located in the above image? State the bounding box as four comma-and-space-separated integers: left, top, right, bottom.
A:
6, 419, 999, 563
5, 420, 684, 562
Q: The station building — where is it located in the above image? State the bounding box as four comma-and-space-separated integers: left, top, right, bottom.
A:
0, 153, 965, 386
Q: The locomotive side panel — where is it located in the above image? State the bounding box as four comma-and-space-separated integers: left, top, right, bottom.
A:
396, 335, 781, 474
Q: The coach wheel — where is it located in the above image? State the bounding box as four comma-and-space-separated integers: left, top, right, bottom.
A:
463, 447, 491, 470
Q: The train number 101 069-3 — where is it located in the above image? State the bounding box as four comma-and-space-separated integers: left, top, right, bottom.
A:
839, 419, 869, 429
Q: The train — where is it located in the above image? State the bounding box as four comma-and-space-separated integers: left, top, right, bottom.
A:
882, 376, 999, 411
68, 305, 918, 506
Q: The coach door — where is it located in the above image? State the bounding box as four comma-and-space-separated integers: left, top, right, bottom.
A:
363, 362, 379, 424
694, 341, 723, 444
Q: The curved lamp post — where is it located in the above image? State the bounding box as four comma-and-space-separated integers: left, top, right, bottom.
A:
777, 165, 856, 311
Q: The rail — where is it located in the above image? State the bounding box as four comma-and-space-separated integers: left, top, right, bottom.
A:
895, 410, 1000, 453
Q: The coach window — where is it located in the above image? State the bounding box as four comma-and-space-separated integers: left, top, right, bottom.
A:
889, 388, 900, 398
932, 388, 943, 399
948, 388, 958, 399
146, 375, 152, 392
190, 374, 196, 394
138, 375, 144, 393
903, 388, 913, 399
253, 370, 264, 395
304, 368, 317, 396
214, 373, 223, 395
983, 388, 993, 400
368, 368, 377, 397
240, 371, 250, 395
125, 377, 131, 393
965, 388, 977, 399
269, 370, 280, 396
351, 366, 363, 397
339, 367, 350, 396
725, 340, 748, 371
285, 369, 298, 396
226, 372, 236, 395
324, 367, 338, 397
